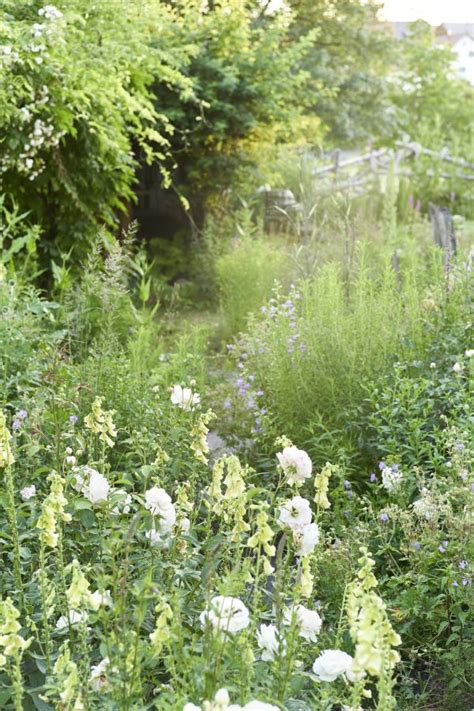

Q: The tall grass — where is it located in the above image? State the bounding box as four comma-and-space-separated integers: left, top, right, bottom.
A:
216, 235, 293, 335
239, 235, 451, 447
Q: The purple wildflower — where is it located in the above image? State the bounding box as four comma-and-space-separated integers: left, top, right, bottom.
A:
370, 473, 376, 483
378, 461, 386, 471
343, 480, 352, 490
452, 581, 459, 587
17, 410, 28, 420
459, 560, 468, 570
69, 415, 78, 425
462, 578, 470, 586
12, 419, 21, 431
413, 542, 421, 550
379, 512, 389, 523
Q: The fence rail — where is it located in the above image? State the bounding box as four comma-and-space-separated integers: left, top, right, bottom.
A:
311, 142, 474, 195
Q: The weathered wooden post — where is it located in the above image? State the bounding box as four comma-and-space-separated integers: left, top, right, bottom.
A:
428, 203, 457, 272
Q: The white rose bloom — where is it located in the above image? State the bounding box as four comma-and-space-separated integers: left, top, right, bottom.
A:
256, 623, 286, 661
312, 649, 353, 681
293, 522, 320, 556
277, 496, 312, 530
144, 487, 176, 531
276, 446, 312, 485
283, 604, 322, 642
56, 610, 88, 630
90, 657, 109, 691
20, 485, 36, 501
170, 384, 201, 411
381, 466, 403, 493
84, 470, 110, 504
200, 595, 250, 634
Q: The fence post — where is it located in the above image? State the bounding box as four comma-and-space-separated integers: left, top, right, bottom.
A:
428, 203, 457, 273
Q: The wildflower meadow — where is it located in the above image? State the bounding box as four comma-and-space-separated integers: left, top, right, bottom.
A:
1, 2, 473, 710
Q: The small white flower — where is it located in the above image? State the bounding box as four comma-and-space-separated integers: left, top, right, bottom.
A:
90, 589, 112, 611
465, 349, 474, 358
84, 470, 110, 504
200, 595, 250, 634
276, 446, 312, 485
65, 455, 77, 466
111, 489, 132, 515
412, 492, 436, 521
381, 466, 403, 493
90, 657, 109, 691
145, 528, 172, 548
452, 362, 462, 373
277, 496, 312, 530
38, 4, 63, 20
293, 522, 320, 556
430, 362, 436, 369
170, 384, 201, 411
256, 623, 285, 661
214, 689, 230, 705
56, 610, 88, 630
312, 649, 353, 681
283, 604, 322, 642
180, 517, 191, 532
20, 485, 36, 501
144, 487, 176, 531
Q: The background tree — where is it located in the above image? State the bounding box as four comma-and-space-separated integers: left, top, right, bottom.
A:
287, 0, 394, 145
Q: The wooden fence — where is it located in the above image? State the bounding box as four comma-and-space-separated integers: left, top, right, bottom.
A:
311, 141, 474, 196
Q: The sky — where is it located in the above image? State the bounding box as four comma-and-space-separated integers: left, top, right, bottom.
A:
380, 0, 474, 24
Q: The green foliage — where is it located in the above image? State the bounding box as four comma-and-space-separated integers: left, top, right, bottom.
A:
0, 0, 310, 260
288, 0, 394, 145
0, 0, 194, 257
388, 22, 474, 215
215, 231, 294, 336
232, 234, 451, 458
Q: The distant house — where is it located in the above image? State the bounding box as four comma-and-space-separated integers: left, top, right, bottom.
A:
435, 26, 474, 85
386, 21, 474, 85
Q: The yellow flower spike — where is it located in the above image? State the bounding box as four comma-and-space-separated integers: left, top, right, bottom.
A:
314, 462, 336, 510
66, 560, 93, 610
0, 412, 14, 468
84, 396, 117, 448
37, 473, 71, 549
